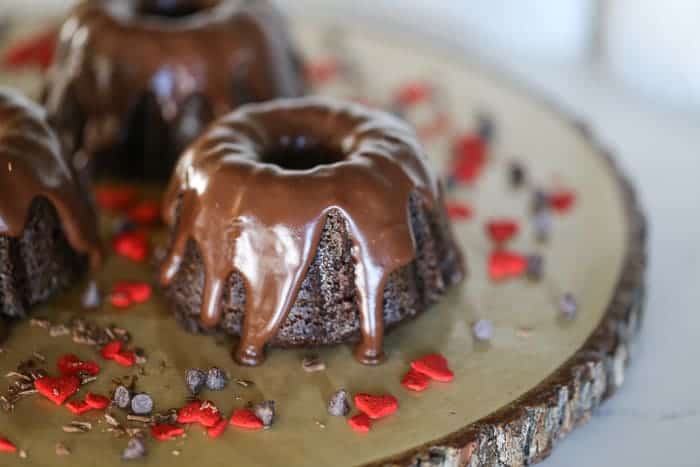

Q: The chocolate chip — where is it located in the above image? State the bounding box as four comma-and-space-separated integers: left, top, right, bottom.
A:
253, 400, 276, 427
130, 394, 153, 415
560, 293, 578, 319
327, 389, 351, 417
509, 161, 526, 188
121, 437, 146, 461
526, 255, 544, 281
185, 368, 206, 395
206, 367, 228, 391
472, 319, 494, 342
113, 385, 131, 409
81, 280, 101, 309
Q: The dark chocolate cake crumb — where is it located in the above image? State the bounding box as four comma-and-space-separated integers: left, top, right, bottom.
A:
560, 293, 578, 319
130, 394, 153, 415
121, 437, 146, 461
526, 255, 545, 281
185, 368, 206, 395
55, 443, 71, 456
81, 280, 101, 309
302, 355, 326, 373
327, 389, 351, 417
113, 385, 131, 409
206, 367, 228, 391
253, 400, 276, 427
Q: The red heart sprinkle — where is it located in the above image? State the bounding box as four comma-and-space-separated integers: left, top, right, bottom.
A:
489, 251, 527, 281
176, 401, 201, 424
207, 418, 229, 439
0, 437, 17, 454
305, 59, 338, 84
85, 393, 110, 410
112, 352, 136, 368
128, 201, 161, 225
348, 413, 372, 433
100, 341, 122, 359
95, 185, 138, 212
410, 354, 454, 382
113, 281, 152, 305
446, 201, 473, 220
486, 219, 520, 243
34, 376, 80, 405
113, 231, 149, 262
2, 29, 57, 70
151, 424, 184, 441
550, 190, 576, 213
57, 354, 100, 377
177, 401, 221, 428
353, 393, 398, 420
230, 409, 264, 431
395, 82, 432, 107
66, 400, 93, 415
109, 291, 132, 309
452, 134, 486, 184
401, 369, 431, 392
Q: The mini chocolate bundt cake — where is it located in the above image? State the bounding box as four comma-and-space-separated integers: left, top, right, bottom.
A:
160, 97, 465, 366
43, 0, 307, 181
0, 88, 102, 321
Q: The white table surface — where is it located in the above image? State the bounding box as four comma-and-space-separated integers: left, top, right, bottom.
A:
282, 2, 700, 466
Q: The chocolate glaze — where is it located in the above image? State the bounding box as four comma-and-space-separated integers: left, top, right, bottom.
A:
44, 0, 307, 180
0, 89, 102, 269
160, 97, 463, 365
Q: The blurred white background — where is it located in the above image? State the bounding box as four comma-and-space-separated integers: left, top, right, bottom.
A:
2, 2, 699, 467
4, 0, 700, 113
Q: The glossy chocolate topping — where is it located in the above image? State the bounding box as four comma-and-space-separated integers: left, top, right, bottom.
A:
160, 97, 449, 366
44, 0, 306, 179
0, 89, 102, 269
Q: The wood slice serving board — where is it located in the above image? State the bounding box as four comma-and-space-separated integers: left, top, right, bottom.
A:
0, 14, 646, 467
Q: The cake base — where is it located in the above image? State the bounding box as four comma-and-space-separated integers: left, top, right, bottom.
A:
0, 15, 646, 467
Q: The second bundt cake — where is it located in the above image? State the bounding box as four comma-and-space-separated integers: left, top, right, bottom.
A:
0, 88, 102, 321
43, 0, 308, 181
160, 97, 465, 366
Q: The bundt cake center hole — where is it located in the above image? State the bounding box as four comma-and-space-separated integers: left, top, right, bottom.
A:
136, 0, 218, 18
262, 137, 345, 171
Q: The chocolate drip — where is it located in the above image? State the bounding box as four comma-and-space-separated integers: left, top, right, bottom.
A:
160, 98, 444, 366
44, 0, 307, 180
0, 89, 102, 269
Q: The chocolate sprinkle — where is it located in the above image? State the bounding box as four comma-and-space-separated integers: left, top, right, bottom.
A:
327, 389, 351, 417
509, 161, 526, 188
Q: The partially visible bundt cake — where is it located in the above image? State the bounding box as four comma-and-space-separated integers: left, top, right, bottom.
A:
160, 97, 465, 366
0, 88, 102, 321
43, 0, 308, 181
